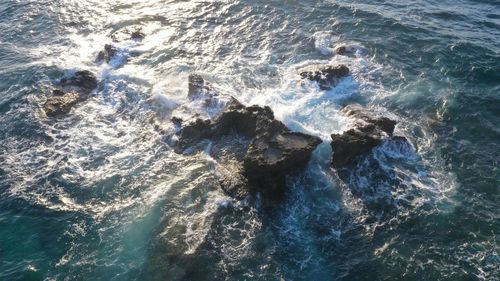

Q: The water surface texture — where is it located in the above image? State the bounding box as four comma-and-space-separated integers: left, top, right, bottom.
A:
0, 0, 499, 280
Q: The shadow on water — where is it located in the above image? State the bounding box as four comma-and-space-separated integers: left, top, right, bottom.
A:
138, 136, 441, 281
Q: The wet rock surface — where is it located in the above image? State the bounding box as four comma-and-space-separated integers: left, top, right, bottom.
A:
43, 91, 81, 117
42, 71, 98, 116
176, 75, 322, 201
330, 104, 405, 167
131, 30, 145, 40
59, 70, 98, 94
96, 44, 118, 63
300, 64, 350, 90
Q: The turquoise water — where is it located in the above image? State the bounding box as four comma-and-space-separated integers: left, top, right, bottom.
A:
0, 0, 498, 280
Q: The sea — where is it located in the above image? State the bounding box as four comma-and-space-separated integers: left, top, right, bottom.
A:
0, 0, 499, 280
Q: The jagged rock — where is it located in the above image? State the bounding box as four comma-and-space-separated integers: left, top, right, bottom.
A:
178, 118, 212, 148
43, 91, 80, 116
187, 74, 218, 99
176, 75, 322, 200
330, 104, 403, 167
131, 30, 145, 40
243, 132, 322, 199
96, 44, 118, 63
341, 104, 396, 135
43, 71, 98, 116
300, 64, 350, 90
59, 70, 98, 94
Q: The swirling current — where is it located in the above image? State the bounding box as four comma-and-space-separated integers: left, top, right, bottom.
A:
0, 0, 499, 280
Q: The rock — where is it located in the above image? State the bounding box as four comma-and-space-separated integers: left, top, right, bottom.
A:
331, 129, 382, 167
52, 89, 66, 96
43, 71, 98, 117
178, 118, 212, 148
331, 104, 400, 167
187, 74, 217, 100
216, 158, 250, 199
96, 44, 118, 63
43, 91, 80, 116
131, 30, 145, 40
171, 116, 183, 126
243, 131, 322, 199
176, 75, 322, 200
341, 104, 396, 135
300, 64, 350, 90
333, 44, 366, 57
60, 70, 98, 94
334, 45, 347, 55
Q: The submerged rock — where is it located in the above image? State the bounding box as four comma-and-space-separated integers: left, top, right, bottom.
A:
96, 44, 118, 63
43, 71, 98, 116
176, 75, 321, 201
330, 104, 402, 167
300, 64, 350, 90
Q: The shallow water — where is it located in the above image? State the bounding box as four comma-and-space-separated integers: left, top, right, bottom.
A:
0, 1, 499, 280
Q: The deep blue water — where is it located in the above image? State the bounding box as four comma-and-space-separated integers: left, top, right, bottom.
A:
0, 1, 499, 280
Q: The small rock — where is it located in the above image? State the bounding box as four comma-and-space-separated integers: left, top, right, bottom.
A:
334, 45, 347, 55
96, 44, 118, 63
331, 104, 401, 167
171, 116, 183, 126
131, 30, 145, 40
60, 70, 98, 94
52, 89, 66, 96
42, 71, 98, 117
300, 64, 350, 90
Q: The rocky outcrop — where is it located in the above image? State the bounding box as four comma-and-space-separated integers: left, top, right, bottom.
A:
176, 75, 322, 201
97, 44, 118, 63
43, 90, 81, 117
330, 104, 404, 167
43, 71, 98, 117
243, 131, 322, 199
300, 64, 350, 90
59, 70, 98, 94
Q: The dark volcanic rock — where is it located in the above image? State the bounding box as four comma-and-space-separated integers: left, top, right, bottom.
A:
243, 131, 322, 199
131, 30, 145, 40
330, 104, 400, 167
43, 71, 98, 116
300, 64, 350, 90
187, 74, 218, 100
187, 74, 220, 108
341, 104, 396, 135
178, 118, 212, 148
331, 129, 381, 167
176, 75, 322, 200
60, 70, 98, 94
96, 44, 118, 63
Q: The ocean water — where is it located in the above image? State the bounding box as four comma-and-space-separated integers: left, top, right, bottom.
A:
0, 0, 499, 280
